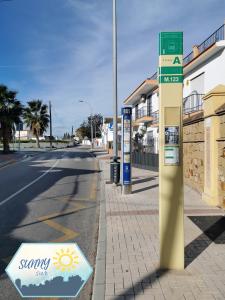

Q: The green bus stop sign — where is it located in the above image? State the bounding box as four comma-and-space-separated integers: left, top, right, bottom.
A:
159, 32, 183, 55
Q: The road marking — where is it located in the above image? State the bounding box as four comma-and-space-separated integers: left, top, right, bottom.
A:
37, 200, 86, 243
38, 202, 86, 220
42, 219, 79, 242
1, 150, 98, 272
0, 159, 59, 207
1, 202, 85, 267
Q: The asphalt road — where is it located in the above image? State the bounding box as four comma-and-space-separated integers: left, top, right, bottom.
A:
0, 146, 100, 300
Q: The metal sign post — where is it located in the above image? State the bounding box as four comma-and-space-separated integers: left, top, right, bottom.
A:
159, 32, 184, 270
122, 107, 132, 194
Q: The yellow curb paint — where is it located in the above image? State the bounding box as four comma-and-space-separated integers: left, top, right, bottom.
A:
37, 200, 86, 242
42, 219, 78, 243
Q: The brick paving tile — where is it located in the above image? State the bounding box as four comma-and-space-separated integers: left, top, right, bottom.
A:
105, 284, 115, 296
135, 295, 155, 300
99, 160, 225, 300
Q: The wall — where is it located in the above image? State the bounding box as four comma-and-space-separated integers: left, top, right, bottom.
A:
218, 114, 225, 207
183, 119, 204, 193
183, 47, 225, 97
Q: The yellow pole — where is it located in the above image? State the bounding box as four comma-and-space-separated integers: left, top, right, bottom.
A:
159, 32, 184, 270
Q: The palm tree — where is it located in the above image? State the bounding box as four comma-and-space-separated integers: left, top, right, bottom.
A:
0, 84, 23, 153
23, 100, 49, 148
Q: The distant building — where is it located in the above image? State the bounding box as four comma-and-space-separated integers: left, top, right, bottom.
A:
15, 130, 33, 141
101, 116, 122, 153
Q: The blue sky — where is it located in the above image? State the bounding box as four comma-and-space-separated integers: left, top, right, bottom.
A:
0, 0, 225, 136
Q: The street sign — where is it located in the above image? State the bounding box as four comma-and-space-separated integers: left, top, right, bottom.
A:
159, 32, 184, 270
122, 107, 132, 194
164, 146, 179, 165
16, 122, 23, 131
5, 243, 93, 298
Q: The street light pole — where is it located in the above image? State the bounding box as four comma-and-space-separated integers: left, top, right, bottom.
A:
109, 0, 120, 185
113, 0, 118, 159
90, 114, 93, 149
49, 101, 53, 149
19, 125, 21, 151
79, 100, 93, 150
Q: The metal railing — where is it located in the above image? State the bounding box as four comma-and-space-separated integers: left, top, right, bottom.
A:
134, 107, 159, 124
132, 142, 159, 171
136, 107, 149, 119
149, 72, 157, 80
151, 110, 159, 124
198, 24, 224, 54
183, 93, 204, 114
183, 24, 225, 66
183, 52, 194, 65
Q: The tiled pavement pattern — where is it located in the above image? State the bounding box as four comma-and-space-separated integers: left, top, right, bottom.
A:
100, 159, 225, 300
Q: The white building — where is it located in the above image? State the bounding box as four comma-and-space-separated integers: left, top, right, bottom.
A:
124, 22, 225, 153
101, 117, 121, 151
15, 130, 33, 141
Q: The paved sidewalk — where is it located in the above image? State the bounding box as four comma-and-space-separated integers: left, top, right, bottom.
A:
95, 155, 225, 300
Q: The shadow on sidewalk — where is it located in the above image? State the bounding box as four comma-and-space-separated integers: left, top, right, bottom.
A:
113, 269, 167, 300
185, 215, 225, 267
132, 184, 159, 194
113, 166, 183, 299
132, 176, 158, 185
113, 209, 225, 298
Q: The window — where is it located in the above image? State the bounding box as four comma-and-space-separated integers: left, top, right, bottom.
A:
147, 96, 152, 116
190, 72, 205, 94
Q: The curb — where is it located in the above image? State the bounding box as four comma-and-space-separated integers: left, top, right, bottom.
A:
92, 159, 106, 300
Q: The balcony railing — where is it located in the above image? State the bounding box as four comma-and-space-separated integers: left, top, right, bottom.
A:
151, 110, 159, 124
134, 106, 159, 124
149, 72, 157, 80
136, 107, 149, 119
198, 24, 224, 54
183, 24, 225, 66
183, 93, 204, 114
183, 52, 194, 65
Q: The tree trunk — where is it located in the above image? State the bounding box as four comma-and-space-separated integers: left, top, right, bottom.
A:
36, 134, 40, 148
2, 123, 10, 154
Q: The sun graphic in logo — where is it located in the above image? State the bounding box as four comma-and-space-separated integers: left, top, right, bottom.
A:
53, 248, 79, 272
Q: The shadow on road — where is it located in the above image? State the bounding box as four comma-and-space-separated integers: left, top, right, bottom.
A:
0, 150, 100, 276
